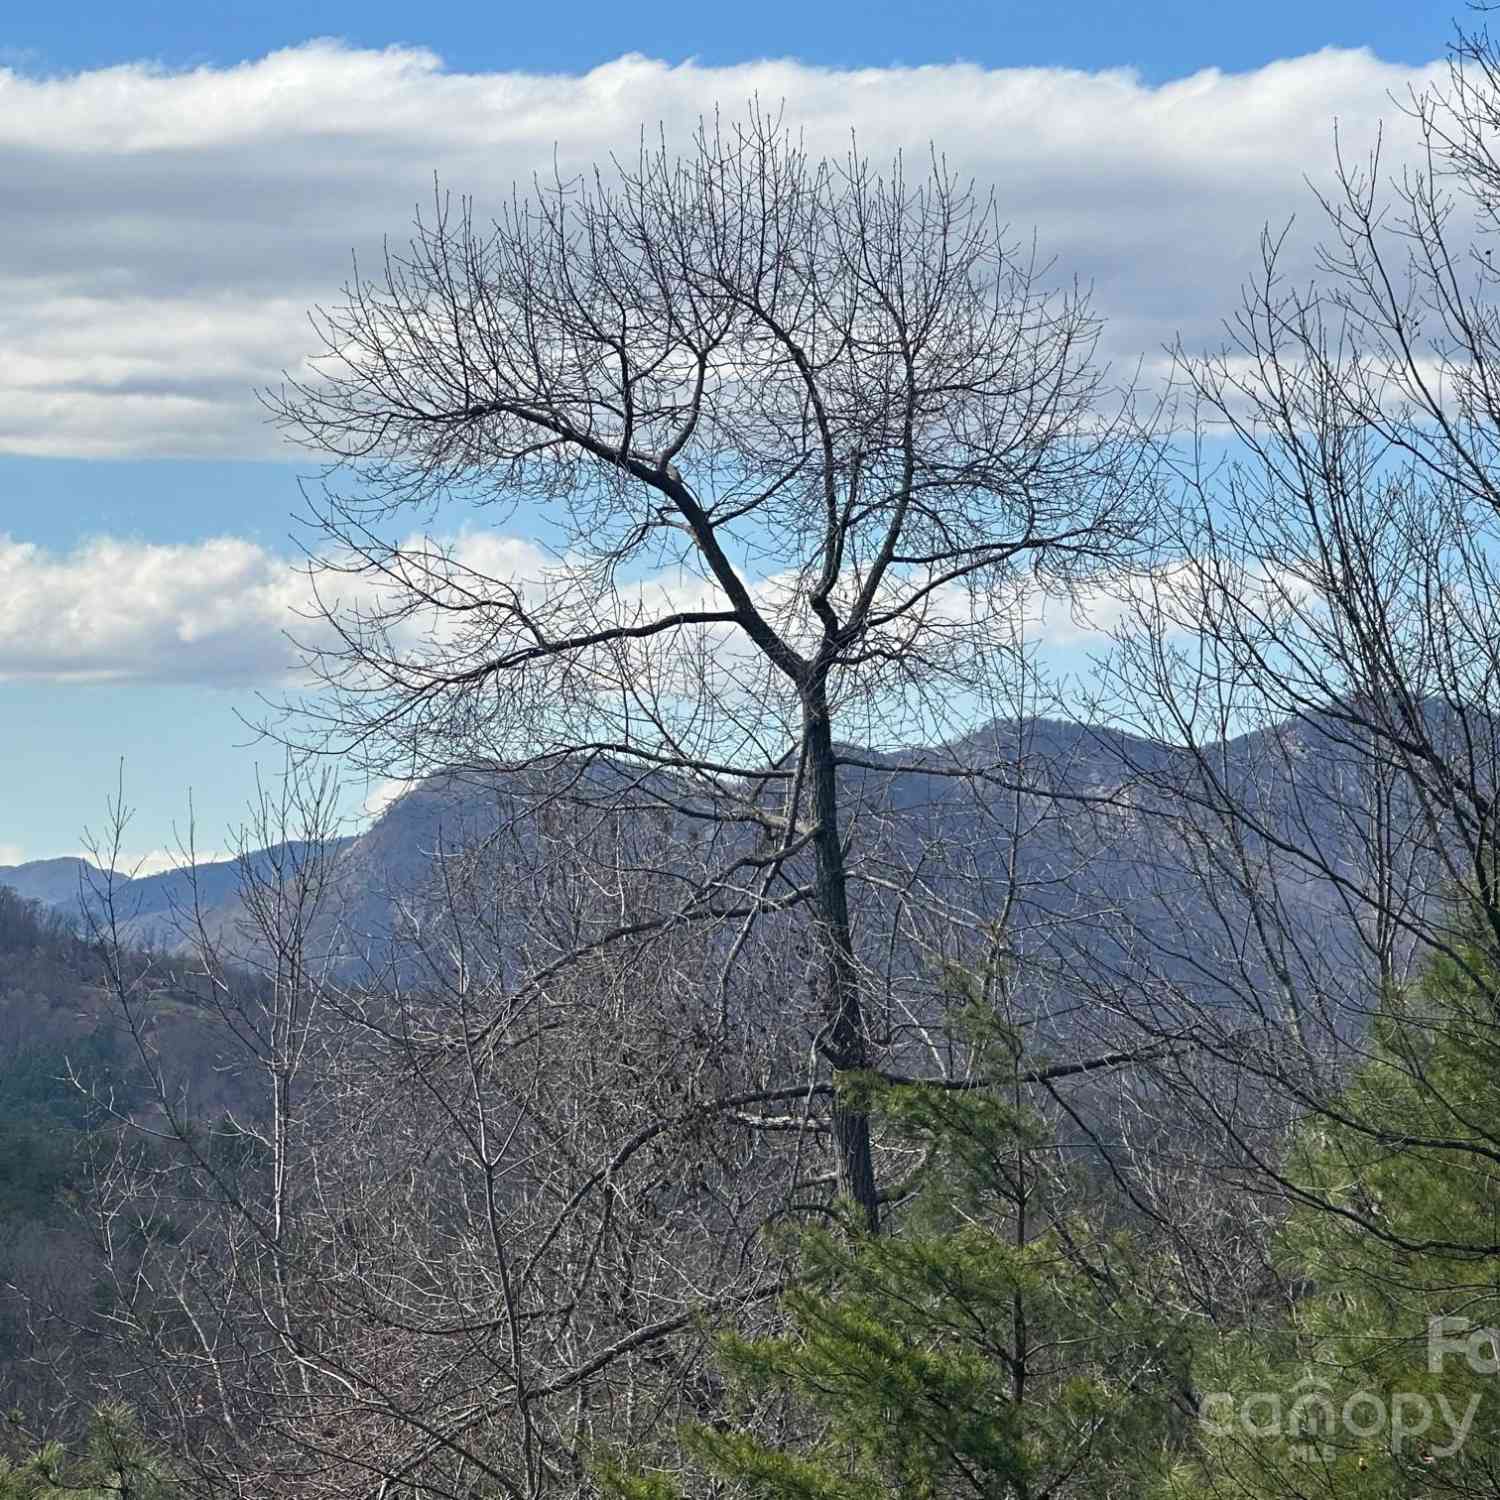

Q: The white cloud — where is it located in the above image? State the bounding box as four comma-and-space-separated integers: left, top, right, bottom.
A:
83, 847, 227, 879
0, 844, 198, 880
0, 519, 1312, 688
0, 532, 309, 683
0, 844, 195, 882
0, 528, 553, 685
360, 777, 415, 821
0, 43, 1445, 459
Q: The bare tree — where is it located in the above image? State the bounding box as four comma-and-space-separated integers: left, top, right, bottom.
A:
64, 759, 1204, 1500
72, 776, 853, 1497
1075, 19, 1500, 1257
268, 109, 1159, 1229
60, 108, 1168, 1496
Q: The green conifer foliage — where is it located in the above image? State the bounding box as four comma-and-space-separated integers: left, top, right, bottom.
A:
1167, 901, 1500, 1500
0, 1405, 176, 1500
603, 1016, 1182, 1500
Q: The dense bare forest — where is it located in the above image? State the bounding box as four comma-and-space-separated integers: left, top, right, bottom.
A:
6, 16, 1500, 1500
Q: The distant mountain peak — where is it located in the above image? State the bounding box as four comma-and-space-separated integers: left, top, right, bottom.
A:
0, 856, 106, 907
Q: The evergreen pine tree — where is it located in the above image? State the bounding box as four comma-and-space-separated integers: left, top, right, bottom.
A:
0, 1405, 176, 1500
602, 1013, 1183, 1500
1167, 901, 1500, 1500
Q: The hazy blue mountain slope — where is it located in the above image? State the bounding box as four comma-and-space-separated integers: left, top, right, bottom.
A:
2, 714, 1469, 1010
0, 856, 96, 908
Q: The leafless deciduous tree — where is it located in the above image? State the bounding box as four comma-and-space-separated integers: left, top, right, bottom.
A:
268, 109, 1160, 1229
1079, 22, 1500, 1244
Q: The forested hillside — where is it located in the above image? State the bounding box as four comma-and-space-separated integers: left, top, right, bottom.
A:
0, 889, 129, 1420
0, 887, 264, 1428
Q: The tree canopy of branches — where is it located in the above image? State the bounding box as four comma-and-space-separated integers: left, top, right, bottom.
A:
1071, 12, 1500, 1249
270, 110, 1158, 1229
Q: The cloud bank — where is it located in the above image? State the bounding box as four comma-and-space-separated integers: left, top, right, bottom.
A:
0, 43, 1447, 688
0, 527, 1214, 688
0, 42, 1443, 459
0, 533, 309, 682
0, 530, 551, 684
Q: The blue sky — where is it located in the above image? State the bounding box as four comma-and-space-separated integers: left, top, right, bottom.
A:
5, 0, 1452, 82
0, 0, 1461, 868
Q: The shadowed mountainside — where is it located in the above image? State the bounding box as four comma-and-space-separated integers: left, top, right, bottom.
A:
3, 713, 1453, 1018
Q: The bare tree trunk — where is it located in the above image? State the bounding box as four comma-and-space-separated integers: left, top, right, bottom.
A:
802, 681, 879, 1231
